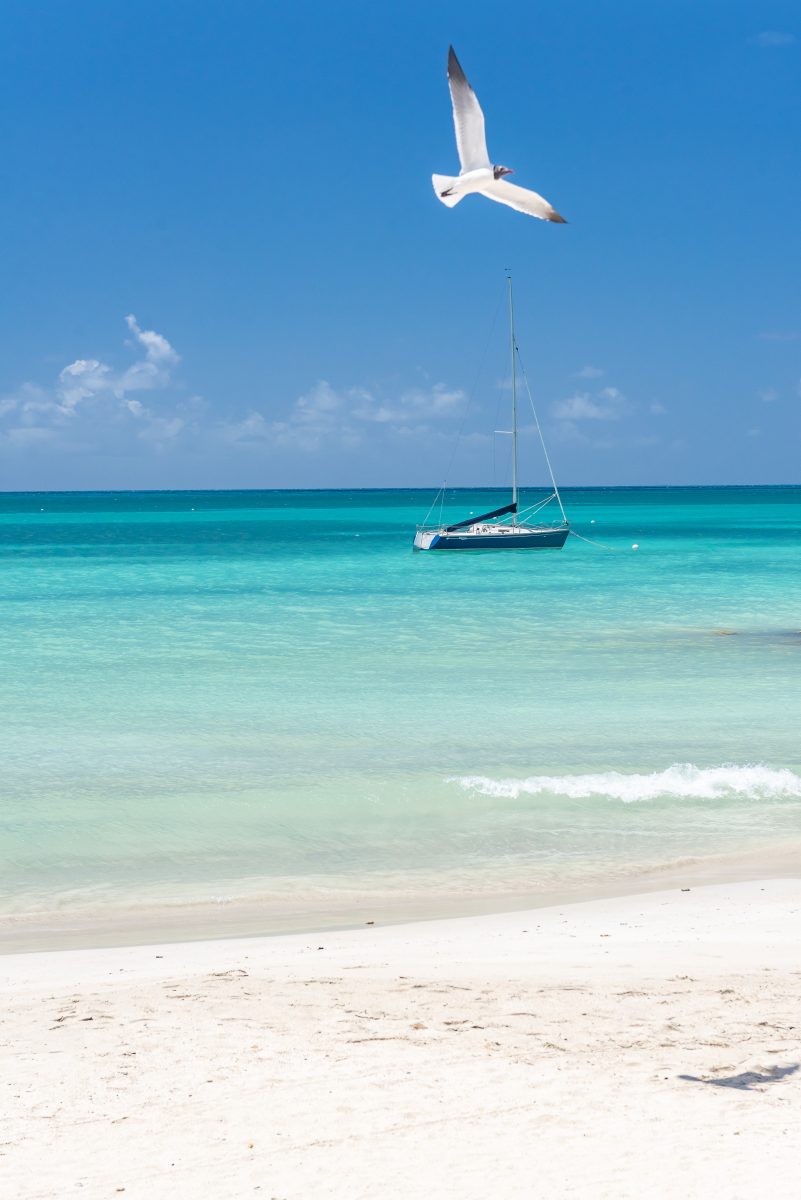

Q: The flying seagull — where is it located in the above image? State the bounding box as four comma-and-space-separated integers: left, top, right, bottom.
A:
432, 46, 566, 223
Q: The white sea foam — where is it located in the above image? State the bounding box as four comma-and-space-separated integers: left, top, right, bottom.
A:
450, 764, 801, 803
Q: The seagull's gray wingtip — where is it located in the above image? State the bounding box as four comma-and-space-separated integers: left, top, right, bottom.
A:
448, 45, 466, 81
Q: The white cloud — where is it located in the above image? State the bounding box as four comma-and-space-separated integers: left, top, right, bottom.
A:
755, 31, 797, 47
220, 381, 357, 453
552, 386, 626, 422
2, 323, 466, 463
548, 383, 669, 451
58, 359, 114, 414
759, 388, 778, 404
138, 415, 186, 444
53, 315, 180, 417
269, 380, 355, 452
219, 411, 271, 446
8, 382, 58, 419
575, 365, 604, 379
125, 314, 180, 366
352, 382, 465, 424
0, 315, 188, 451
42, 315, 181, 419
759, 330, 799, 342
0, 394, 21, 418
220, 380, 466, 453
293, 380, 342, 422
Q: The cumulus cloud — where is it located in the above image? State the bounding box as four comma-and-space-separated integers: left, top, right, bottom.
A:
2, 322, 467, 463
219, 410, 272, 447
57, 359, 114, 414
575, 365, 604, 379
351, 382, 465, 424
0, 315, 188, 450
547, 382, 668, 452
221, 380, 466, 453
0, 393, 25, 418
551, 387, 626, 422
220, 381, 352, 454
269, 380, 356, 452
125, 314, 180, 366
54, 315, 180, 417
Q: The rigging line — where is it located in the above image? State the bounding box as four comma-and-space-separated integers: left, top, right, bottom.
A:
517, 492, 555, 514
515, 346, 568, 525
493, 329, 507, 488
569, 529, 628, 553
422, 281, 506, 527
422, 485, 442, 528
516, 493, 557, 520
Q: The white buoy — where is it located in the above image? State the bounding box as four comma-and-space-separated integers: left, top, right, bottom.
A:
590, 519, 595, 524
632, 543, 639, 550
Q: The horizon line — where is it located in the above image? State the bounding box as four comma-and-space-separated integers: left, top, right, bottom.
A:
2, 483, 801, 497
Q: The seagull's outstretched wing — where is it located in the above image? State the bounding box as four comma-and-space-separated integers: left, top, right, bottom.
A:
479, 178, 567, 223
448, 46, 490, 173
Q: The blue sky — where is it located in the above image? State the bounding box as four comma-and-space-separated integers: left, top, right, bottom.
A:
1, 0, 799, 490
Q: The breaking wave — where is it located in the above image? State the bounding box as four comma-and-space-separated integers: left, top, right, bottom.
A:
450, 763, 801, 803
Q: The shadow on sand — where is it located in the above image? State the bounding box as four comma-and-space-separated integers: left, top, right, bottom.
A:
679, 1064, 799, 1091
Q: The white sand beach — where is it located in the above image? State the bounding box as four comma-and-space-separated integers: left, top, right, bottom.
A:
3, 879, 800, 1200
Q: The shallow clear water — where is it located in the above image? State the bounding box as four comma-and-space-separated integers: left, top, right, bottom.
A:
2, 487, 801, 941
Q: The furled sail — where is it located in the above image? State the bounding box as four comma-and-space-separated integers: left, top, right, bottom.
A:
445, 502, 517, 532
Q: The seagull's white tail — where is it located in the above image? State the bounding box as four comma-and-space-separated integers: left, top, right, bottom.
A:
432, 174, 463, 208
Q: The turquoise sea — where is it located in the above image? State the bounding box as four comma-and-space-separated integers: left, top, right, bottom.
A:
2, 487, 801, 948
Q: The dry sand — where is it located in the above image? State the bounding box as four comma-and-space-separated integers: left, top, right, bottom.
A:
2, 879, 800, 1199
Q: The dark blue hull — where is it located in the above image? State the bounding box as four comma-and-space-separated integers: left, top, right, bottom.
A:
420, 526, 569, 551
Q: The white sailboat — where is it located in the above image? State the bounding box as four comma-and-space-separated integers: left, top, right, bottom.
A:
414, 275, 569, 551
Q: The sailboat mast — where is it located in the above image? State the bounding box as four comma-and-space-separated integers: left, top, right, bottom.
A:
507, 273, 518, 520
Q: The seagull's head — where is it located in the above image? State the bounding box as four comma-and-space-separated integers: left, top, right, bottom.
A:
493, 165, 514, 179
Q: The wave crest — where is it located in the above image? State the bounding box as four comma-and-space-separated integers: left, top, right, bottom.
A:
449, 763, 801, 803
